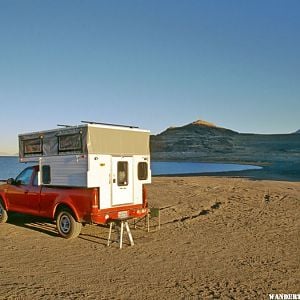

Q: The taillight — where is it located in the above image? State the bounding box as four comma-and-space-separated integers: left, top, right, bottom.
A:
142, 185, 148, 208
92, 188, 98, 209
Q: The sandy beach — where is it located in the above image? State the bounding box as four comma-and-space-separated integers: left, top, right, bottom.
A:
1, 176, 299, 299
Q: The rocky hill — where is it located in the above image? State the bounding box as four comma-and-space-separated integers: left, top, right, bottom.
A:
151, 120, 300, 166
0, 152, 11, 156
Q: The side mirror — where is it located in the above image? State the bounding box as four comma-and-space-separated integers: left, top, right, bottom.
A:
15, 180, 22, 186
7, 178, 15, 185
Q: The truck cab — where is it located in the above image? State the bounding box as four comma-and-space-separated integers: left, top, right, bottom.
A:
3, 166, 40, 216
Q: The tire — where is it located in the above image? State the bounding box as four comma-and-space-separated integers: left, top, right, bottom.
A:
56, 209, 82, 239
0, 200, 8, 224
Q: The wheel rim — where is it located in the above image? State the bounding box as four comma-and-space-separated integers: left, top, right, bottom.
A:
60, 214, 71, 234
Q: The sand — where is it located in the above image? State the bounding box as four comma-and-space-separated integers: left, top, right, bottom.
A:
1, 176, 299, 299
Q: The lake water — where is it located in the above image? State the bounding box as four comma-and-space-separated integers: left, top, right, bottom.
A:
0, 156, 34, 179
151, 161, 261, 175
0, 156, 261, 180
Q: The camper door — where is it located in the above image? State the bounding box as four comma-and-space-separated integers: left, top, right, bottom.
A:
111, 157, 134, 206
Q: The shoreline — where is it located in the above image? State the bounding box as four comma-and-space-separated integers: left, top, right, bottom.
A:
154, 167, 300, 182
153, 161, 300, 182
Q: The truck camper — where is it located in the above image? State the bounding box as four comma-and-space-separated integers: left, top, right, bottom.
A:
0, 122, 151, 239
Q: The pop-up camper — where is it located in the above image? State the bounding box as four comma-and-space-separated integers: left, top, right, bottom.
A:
18, 122, 151, 210
0, 122, 151, 239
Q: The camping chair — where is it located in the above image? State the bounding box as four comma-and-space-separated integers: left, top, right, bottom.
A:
133, 207, 161, 232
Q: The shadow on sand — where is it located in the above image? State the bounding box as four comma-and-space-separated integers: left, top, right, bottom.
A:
7, 213, 113, 246
7, 213, 58, 237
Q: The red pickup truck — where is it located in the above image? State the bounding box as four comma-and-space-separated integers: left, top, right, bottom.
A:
0, 165, 148, 239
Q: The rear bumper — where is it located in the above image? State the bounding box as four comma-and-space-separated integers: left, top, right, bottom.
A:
90, 204, 148, 224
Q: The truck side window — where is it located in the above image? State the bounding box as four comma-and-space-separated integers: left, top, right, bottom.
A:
42, 165, 51, 184
138, 162, 148, 180
33, 173, 38, 186
117, 161, 128, 186
15, 168, 34, 185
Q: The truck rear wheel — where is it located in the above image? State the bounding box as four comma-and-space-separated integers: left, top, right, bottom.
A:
56, 210, 82, 239
0, 201, 8, 224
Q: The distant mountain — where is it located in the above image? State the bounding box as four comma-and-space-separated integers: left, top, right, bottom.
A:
0, 152, 10, 156
295, 129, 300, 134
151, 120, 300, 164
0, 152, 18, 156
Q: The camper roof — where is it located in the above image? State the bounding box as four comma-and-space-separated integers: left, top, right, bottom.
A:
19, 122, 149, 136
19, 123, 150, 161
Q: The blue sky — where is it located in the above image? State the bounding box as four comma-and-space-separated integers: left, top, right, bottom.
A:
0, 0, 299, 154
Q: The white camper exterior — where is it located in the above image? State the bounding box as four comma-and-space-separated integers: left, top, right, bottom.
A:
18, 123, 151, 209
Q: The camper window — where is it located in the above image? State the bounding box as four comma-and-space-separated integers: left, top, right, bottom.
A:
58, 133, 82, 153
117, 161, 128, 186
23, 138, 43, 156
42, 165, 51, 184
138, 162, 148, 180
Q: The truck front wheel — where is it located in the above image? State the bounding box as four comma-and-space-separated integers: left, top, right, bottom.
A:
0, 201, 8, 224
56, 210, 82, 239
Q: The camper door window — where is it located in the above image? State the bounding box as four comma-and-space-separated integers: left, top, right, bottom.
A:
58, 133, 83, 153
117, 161, 128, 186
23, 138, 43, 156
